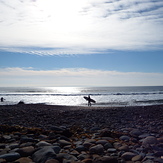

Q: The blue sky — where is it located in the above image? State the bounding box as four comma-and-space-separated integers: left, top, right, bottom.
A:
0, 0, 163, 87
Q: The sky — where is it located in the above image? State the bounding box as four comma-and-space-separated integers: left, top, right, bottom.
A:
0, 0, 163, 87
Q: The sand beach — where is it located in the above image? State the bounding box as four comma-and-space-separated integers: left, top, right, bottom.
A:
0, 104, 163, 162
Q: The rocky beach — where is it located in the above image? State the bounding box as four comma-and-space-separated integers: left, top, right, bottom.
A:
0, 104, 163, 163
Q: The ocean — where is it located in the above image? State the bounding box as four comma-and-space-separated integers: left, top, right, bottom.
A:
0, 86, 163, 106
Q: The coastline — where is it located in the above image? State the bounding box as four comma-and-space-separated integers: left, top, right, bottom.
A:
0, 104, 163, 162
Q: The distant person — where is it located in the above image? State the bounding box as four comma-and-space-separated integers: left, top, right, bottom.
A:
83, 95, 96, 106
1, 97, 4, 102
88, 95, 91, 106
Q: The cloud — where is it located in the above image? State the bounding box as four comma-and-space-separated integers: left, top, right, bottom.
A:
0, 67, 163, 86
0, 0, 163, 55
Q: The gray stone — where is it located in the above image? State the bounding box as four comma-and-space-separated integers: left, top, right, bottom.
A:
14, 157, 33, 163
121, 152, 136, 161
45, 159, 59, 163
75, 145, 85, 152
142, 136, 158, 148
130, 129, 142, 137
58, 140, 71, 147
16, 146, 35, 157
0, 152, 21, 162
83, 142, 92, 149
56, 153, 78, 162
107, 148, 117, 153
132, 155, 143, 162
36, 141, 52, 147
89, 144, 104, 154
9, 143, 19, 150
96, 140, 108, 146
119, 135, 130, 141
118, 145, 129, 151
139, 133, 150, 139
32, 146, 56, 163
94, 156, 118, 163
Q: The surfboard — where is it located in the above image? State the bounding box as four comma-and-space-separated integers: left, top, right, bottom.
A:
84, 96, 96, 103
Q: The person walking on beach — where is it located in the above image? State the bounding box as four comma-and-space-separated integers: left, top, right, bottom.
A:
88, 95, 91, 106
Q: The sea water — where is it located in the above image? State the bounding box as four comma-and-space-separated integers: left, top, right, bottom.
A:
0, 86, 163, 106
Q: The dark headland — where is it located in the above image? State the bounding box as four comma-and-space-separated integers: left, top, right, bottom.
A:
0, 104, 163, 163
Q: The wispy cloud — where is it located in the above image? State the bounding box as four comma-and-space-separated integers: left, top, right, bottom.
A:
0, 0, 163, 55
0, 67, 163, 86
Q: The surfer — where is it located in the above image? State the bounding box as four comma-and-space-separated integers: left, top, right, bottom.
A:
1, 97, 4, 102
88, 95, 91, 106
83, 95, 96, 106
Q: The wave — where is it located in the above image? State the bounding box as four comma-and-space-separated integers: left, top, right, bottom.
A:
1, 91, 163, 97
135, 99, 163, 104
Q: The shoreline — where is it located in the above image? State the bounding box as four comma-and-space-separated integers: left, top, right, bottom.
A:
0, 104, 163, 130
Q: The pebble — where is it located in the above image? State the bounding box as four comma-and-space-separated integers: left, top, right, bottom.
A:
142, 136, 158, 148
89, 144, 104, 154
121, 152, 137, 161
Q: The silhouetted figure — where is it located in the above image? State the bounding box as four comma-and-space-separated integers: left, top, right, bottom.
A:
1, 97, 4, 102
88, 95, 91, 106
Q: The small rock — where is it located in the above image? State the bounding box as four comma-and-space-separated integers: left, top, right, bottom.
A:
32, 146, 56, 163
107, 148, 117, 153
118, 145, 129, 151
36, 141, 52, 147
45, 159, 59, 163
89, 144, 104, 154
142, 136, 158, 148
58, 140, 71, 147
95, 156, 118, 163
96, 140, 108, 146
132, 155, 143, 162
75, 145, 85, 152
16, 146, 35, 157
0, 152, 21, 162
130, 129, 142, 137
119, 135, 130, 142
121, 152, 136, 161
14, 157, 33, 163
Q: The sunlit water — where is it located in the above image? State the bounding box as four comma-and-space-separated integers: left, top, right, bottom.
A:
0, 86, 163, 106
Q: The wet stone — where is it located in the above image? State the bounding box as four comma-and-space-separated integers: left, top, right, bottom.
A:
32, 146, 56, 163
107, 148, 117, 153
142, 136, 158, 148
131, 155, 143, 162
36, 141, 52, 147
119, 135, 130, 142
130, 129, 142, 137
58, 140, 71, 147
14, 157, 33, 163
89, 144, 104, 154
118, 145, 129, 151
121, 152, 136, 161
16, 146, 35, 157
0, 152, 21, 162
